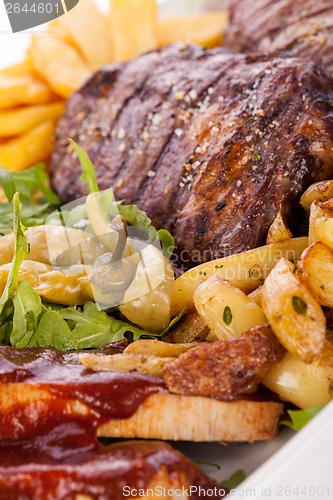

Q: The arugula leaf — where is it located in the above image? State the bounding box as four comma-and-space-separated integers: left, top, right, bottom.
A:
0, 164, 60, 235
70, 139, 99, 194
280, 407, 323, 431
10, 280, 43, 348
220, 470, 247, 490
0, 193, 29, 318
157, 229, 174, 260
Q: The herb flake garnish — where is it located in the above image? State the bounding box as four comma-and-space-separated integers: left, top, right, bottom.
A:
223, 305, 233, 325
292, 296, 308, 315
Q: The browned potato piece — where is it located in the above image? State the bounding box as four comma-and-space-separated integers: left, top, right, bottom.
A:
266, 211, 292, 244
157, 12, 227, 49
0, 121, 55, 171
262, 258, 326, 363
124, 339, 198, 357
298, 242, 333, 308
312, 203, 333, 250
164, 310, 210, 344
109, 0, 157, 62
0, 60, 32, 77
300, 180, 333, 212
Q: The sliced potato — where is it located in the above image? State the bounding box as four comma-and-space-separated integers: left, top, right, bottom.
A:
157, 11, 227, 49
300, 180, 333, 212
193, 277, 266, 341
263, 348, 332, 409
55, 0, 114, 70
164, 310, 210, 344
30, 34, 91, 98
266, 211, 292, 244
110, 0, 157, 62
171, 237, 308, 316
313, 215, 333, 251
124, 339, 197, 357
0, 121, 55, 171
262, 258, 326, 363
0, 60, 32, 77
298, 242, 333, 308
0, 102, 64, 137
308, 199, 333, 246
0, 74, 55, 109
79, 352, 173, 378
247, 285, 263, 306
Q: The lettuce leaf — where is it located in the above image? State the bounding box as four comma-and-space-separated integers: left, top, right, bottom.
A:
280, 407, 323, 431
0, 164, 60, 235
10, 280, 43, 348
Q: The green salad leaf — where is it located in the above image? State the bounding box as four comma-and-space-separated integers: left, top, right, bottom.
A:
10, 280, 43, 348
220, 470, 247, 490
280, 407, 323, 431
0, 164, 60, 235
70, 139, 99, 194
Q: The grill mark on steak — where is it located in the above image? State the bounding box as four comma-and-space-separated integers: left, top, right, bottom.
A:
51, 44, 333, 267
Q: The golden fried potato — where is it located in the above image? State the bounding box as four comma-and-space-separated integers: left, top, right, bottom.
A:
193, 277, 266, 341
0, 59, 32, 77
300, 180, 333, 212
298, 242, 333, 308
124, 339, 198, 357
312, 209, 333, 251
264, 341, 333, 409
0, 102, 64, 137
262, 258, 326, 363
266, 211, 292, 244
164, 310, 210, 344
171, 237, 308, 316
0, 74, 55, 109
30, 34, 91, 98
0, 121, 55, 171
109, 0, 157, 62
157, 11, 227, 49
55, 0, 114, 70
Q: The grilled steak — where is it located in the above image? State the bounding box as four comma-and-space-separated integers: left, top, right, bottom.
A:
51, 44, 333, 267
224, 0, 333, 74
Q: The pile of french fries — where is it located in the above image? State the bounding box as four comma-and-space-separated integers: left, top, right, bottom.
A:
170, 180, 333, 410
0, 0, 227, 172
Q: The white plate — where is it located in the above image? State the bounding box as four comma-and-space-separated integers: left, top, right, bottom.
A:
0, 0, 332, 495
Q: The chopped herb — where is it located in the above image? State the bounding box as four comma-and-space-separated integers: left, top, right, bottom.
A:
280, 407, 323, 431
223, 306, 233, 325
220, 469, 246, 490
215, 201, 226, 212
253, 152, 261, 162
292, 296, 308, 315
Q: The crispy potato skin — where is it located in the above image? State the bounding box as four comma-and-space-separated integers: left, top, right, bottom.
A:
163, 324, 285, 399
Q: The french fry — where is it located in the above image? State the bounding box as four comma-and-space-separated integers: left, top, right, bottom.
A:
79, 352, 173, 378
171, 237, 308, 316
266, 211, 292, 244
262, 258, 326, 363
0, 121, 55, 171
109, 0, 157, 62
55, 0, 114, 71
193, 277, 266, 341
0, 75, 55, 109
298, 242, 333, 308
0, 102, 65, 137
0, 59, 32, 77
263, 347, 333, 409
157, 11, 228, 49
124, 339, 197, 357
30, 34, 91, 98
300, 180, 333, 212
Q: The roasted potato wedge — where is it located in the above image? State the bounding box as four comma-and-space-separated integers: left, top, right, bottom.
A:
0, 102, 64, 137
0, 74, 55, 109
157, 11, 227, 49
247, 286, 263, 306
79, 352, 173, 378
0, 60, 32, 77
193, 277, 266, 341
164, 310, 210, 344
298, 242, 333, 308
0, 121, 55, 171
109, 0, 157, 62
124, 339, 198, 357
171, 238, 308, 316
262, 258, 326, 363
300, 180, 333, 212
30, 34, 91, 98
308, 199, 333, 246
266, 211, 292, 244
264, 340, 333, 409
55, 0, 113, 71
